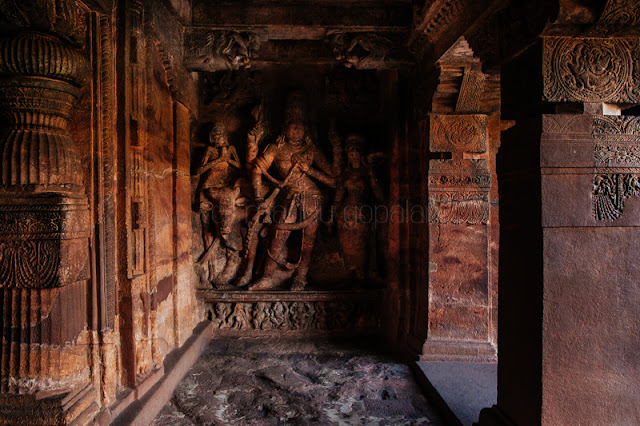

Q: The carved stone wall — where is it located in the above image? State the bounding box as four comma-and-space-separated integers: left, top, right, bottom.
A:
112, 0, 200, 392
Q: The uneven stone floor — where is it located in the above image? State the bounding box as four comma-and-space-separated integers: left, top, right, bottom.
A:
152, 337, 445, 425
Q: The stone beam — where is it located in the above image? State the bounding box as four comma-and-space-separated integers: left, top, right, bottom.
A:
410, 0, 500, 64
191, 0, 412, 36
183, 31, 412, 71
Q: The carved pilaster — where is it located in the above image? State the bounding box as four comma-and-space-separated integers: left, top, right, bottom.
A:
423, 159, 495, 361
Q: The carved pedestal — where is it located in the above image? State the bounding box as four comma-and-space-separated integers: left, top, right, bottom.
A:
0, 31, 97, 423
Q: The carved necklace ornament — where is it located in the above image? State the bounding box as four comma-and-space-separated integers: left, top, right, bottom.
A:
428, 192, 489, 225
593, 173, 640, 221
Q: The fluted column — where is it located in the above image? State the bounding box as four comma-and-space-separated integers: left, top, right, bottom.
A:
0, 28, 97, 424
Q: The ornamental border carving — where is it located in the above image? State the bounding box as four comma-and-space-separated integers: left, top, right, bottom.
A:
428, 192, 489, 225
207, 299, 380, 332
428, 159, 491, 190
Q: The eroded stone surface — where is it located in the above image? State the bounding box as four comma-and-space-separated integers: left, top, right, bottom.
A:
153, 338, 444, 425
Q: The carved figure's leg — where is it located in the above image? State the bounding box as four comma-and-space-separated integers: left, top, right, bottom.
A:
248, 199, 296, 290
290, 195, 321, 290
248, 228, 291, 290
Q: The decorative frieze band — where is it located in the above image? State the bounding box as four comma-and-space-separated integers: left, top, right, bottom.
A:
428, 159, 490, 224
429, 159, 491, 190
207, 299, 380, 332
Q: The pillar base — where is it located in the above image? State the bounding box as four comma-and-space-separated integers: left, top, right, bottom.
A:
0, 383, 99, 425
421, 339, 497, 363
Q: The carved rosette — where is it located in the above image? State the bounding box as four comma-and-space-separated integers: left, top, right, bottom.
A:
543, 37, 640, 103
428, 159, 491, 225
0, 31, 90, 289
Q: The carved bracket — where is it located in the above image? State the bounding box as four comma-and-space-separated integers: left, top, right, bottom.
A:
328, 31, 400, 69
184, 30, 264, 72
583, 0, 640, 37
0, 0, 88, 47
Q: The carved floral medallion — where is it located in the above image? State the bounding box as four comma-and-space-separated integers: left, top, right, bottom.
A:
543, 37, 640, 103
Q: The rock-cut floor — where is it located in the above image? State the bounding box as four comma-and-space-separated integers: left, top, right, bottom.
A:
152, 337, 445, 425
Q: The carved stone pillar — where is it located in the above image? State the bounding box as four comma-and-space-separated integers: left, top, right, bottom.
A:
0, 29, 97, 422
421, 38, 498, 362
479, 12, 640, 422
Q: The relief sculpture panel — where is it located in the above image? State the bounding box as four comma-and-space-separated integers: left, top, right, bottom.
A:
543, 36, 640, 103
193, 82, 388, 295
